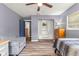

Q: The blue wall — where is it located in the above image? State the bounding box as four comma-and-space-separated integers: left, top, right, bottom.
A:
19, 20, 25, 37
0, 4, 21, 37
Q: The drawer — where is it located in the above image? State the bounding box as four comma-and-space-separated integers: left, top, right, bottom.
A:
0, 48, 8, 56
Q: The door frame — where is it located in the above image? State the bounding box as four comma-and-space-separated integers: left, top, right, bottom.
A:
25, 21, 31, 41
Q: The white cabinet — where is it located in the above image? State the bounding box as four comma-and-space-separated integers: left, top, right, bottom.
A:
0, 40, 9, 56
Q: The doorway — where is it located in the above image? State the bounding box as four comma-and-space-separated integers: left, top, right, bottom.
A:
38, 20, 54, 40
25, 21, 31, 43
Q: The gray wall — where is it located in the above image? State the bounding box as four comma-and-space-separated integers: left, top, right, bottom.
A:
61, 3, 79, 38
0, 4, 21, 37
31, 15, 61, 40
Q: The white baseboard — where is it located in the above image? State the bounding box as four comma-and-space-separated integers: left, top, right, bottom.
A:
31, 40, 39, 42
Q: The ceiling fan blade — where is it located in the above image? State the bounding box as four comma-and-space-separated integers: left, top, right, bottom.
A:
37, 6, 40, 11
43, 3, 53, 8
26, 3, 36, 5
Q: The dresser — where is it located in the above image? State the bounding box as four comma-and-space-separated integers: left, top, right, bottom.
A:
0, 40, 9, 56
54, 28, 65, 39
53, 28, 65, 48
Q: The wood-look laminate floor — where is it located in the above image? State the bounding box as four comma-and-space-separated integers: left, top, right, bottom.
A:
19, 40, 56, 56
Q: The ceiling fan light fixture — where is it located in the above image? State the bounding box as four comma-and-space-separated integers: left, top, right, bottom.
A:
38, 3, 42, 6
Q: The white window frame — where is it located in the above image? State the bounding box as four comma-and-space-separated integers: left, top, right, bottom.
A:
67, 11, 79, 30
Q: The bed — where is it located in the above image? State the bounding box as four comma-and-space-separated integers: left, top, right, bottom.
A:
59, 40, 79, 56
55, 38, 79, 56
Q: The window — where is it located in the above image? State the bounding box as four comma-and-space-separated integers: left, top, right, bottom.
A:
67, 11, 79, 30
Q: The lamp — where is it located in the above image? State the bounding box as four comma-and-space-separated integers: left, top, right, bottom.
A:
38, 3, 42, 6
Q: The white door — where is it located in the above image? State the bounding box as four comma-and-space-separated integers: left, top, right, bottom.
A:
38, 20, 54, 39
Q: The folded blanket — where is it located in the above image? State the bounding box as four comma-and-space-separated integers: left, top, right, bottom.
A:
61, 41, 79, 56
58, 40, 79, 56
66, 45, 79, 56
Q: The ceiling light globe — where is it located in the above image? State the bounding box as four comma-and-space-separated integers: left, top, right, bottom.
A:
38, 3, 42, 6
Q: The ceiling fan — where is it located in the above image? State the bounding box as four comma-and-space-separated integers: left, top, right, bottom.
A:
25, 3, 53, 11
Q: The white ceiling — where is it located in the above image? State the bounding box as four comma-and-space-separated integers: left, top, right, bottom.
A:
4, 3, 75, 17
